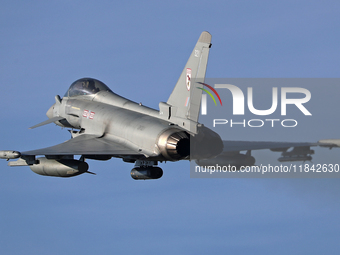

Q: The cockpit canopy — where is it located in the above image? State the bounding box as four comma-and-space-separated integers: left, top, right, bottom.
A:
64, 78, 113, 98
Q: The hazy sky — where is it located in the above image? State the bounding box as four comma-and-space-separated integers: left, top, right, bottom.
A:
1, 1, 340, 254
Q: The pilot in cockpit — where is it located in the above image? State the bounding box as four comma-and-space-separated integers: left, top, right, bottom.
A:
82, 80, 99, 94
66, 78, 112, 97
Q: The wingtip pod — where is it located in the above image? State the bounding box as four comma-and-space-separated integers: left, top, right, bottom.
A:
0, 150, 21, 159
318, 139, 340, 147
198, 31, 212, 44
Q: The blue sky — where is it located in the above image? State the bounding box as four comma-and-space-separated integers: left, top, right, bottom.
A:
1, 1, 340, 254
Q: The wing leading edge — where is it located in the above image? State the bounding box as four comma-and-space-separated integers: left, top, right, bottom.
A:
22, 138, 316, 156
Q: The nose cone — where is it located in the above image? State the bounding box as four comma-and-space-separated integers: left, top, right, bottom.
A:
46, 104, 55, 119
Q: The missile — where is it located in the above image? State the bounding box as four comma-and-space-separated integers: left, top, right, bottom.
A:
0, 150, 21, 159
318, 139, 340, 148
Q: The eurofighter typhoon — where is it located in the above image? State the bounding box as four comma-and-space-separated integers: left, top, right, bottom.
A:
1, 32, 329, 179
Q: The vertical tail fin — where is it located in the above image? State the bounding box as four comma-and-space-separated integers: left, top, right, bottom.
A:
164, 31, 212, 133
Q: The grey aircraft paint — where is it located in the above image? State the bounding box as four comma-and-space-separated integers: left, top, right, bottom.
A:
0, 32, 331, 179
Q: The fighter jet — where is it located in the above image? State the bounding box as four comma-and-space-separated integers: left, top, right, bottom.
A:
0, 32, 319, 179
